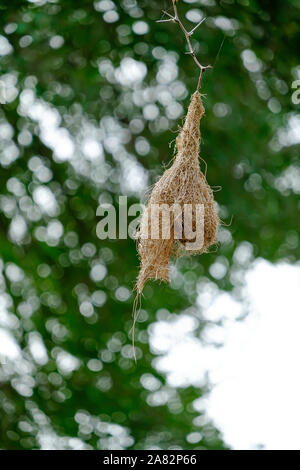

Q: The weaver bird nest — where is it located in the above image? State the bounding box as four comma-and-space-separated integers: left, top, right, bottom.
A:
136, 91, 219, 293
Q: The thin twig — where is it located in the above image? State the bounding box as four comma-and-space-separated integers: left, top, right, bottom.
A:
157, 0, 211, 91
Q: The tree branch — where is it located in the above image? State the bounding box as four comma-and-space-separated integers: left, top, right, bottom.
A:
157, 0, 212, 91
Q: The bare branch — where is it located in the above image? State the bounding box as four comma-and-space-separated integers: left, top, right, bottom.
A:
158, 0, 211, 90
189, 17, 206, 36
156, 19, 173, 23
161, 10, 176, 19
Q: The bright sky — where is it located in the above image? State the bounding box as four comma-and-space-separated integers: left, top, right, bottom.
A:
207, 259, 300, 450
152, 259, 300, 450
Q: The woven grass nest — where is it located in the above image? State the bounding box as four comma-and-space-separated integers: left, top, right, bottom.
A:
136, 91, 219, 293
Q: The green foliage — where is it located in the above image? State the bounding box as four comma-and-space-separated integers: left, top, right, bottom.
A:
0, 0, 299, 450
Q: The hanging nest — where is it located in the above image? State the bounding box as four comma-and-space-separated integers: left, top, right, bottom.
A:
136, 91, 219, 293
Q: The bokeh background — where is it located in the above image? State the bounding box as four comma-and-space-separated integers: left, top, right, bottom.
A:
0, 0, 300, 450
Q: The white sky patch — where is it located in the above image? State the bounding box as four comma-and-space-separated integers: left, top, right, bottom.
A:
49, 35, 64, 49
0, 73, 18, 104
94, 0, 116, 12
9, 214, 28, 243
82, 139, 103, 160
274, 164, 300, 194
90, 263, 107, 283
46, 220, 64, 241
120, 157, 148, 195
51, 128, 75, 161
56, 350, 80, 375
0, 328, 21, 359
214, 16, 239, 32
19, 89, 75, 161
0, 121, 14, 140
186, 9, 204, 23
241, 49, 262, 73
28, 332, 48, 365
151, 315, 208, 388
151, 259, 300, 450
38, 430, 91, 450
156, 55, 178, 85
207, 260, 300, 450
115, 58, 147, 87
132, 21, 149, 35
5, 263, 24, 282
0, 35, 13, 56
277, 114, 300, 147
33, 185, 58, 216
155, 338, 206, 388
204, 292, 243, 323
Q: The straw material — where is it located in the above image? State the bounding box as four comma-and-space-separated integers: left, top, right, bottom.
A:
136, 91, 219, 293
